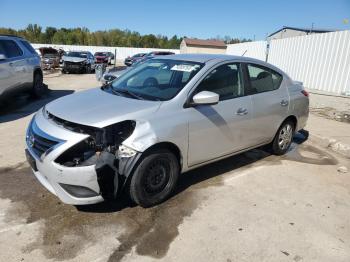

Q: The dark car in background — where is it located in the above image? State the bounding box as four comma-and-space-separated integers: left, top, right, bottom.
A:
124, 53, 146, 66
38, 47, 60, 70
62, 51, 95, 74
94, 52, 114, 65
141, 51, 175, 62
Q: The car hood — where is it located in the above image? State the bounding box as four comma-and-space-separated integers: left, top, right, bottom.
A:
62, 56, 87, 63
45, 88, 162, 128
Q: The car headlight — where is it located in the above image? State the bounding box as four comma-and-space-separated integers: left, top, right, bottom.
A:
118, 145, 137, 158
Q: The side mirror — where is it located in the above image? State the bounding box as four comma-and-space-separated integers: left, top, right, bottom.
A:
102, 73, 117, 84
192, 91, 219, 106
0, 54, 7, 61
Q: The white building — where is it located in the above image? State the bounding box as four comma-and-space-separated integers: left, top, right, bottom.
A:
267, 26, 334, 41
180, 38, 227, 54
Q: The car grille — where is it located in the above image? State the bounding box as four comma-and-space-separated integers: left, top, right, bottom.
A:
65, 61, 84, 66
27, 120, 60, 158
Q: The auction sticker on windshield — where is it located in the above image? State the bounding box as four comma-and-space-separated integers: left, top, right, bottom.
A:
171, 64, 199, 72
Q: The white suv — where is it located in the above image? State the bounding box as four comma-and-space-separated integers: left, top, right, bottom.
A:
0, 35, 44, 99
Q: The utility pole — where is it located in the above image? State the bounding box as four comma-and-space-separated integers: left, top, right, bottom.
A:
310, 22, 314, 34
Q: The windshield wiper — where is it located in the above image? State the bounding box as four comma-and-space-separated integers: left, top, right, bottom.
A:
112, 88, 145, 100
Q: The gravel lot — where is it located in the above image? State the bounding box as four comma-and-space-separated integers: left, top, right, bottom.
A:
0, 72, 349, 262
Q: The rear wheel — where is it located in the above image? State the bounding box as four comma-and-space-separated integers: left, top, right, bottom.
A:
271, 120, 294, 155
129, 149, 179, 207
31, 72, 45, 97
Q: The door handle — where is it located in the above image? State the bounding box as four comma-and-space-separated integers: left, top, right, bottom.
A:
236, 108, 248, 116
280, 99, 289, 106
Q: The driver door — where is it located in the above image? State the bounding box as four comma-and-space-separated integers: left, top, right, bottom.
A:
187, 62, 254, 166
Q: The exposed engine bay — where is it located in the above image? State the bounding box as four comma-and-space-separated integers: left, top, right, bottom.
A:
45, 110, 140, 199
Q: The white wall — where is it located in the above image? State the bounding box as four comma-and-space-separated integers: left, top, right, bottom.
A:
181, 46, 227, 54
226, 31, 350, 95
31, 43, 179, 61
268, 30, 350, 95
226, 41, 266, 61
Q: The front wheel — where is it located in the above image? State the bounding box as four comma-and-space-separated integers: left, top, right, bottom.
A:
31, 73, 45, 97
129, 149, 179, 207
270, 120, 294, 155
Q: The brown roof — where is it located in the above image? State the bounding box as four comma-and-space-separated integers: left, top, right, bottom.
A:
183, 38, 227, 48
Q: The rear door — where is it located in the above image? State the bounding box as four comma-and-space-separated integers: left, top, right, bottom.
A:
0, 39, 26, 95
187, 62, 256, 166
244, 63, 289, 144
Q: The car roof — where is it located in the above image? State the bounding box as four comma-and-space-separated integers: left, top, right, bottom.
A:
155, 53, 287, 75
0, 34, 24, 39
157, 53, 263, 63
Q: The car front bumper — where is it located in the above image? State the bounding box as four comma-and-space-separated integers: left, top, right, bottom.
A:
25, 112, 104, 205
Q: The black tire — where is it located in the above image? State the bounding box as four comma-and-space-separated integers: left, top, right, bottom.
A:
31, 72, 45, 98
129, 149, 179, 207
270, 120, 295, 155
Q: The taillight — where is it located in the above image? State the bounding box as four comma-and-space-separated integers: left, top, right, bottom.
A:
301, 90, 309, 97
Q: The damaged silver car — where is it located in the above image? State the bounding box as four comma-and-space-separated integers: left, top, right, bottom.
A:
25, 54, 309, 207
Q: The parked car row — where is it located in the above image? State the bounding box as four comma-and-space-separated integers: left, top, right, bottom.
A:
99, 51, 176, 84
124, 51, 175, 66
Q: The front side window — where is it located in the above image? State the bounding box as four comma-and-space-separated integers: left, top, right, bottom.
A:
0, 40, 23, 58
247, 64, 283, 94
195, 63, 244, 101
109, 59, 203, 101
20, 40, 37, 55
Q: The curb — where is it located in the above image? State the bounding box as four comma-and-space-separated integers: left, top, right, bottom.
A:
309, 134, 350, 159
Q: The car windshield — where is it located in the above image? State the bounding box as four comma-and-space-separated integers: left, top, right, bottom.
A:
95, 52, 106, 56
66, 52, 87, 58
109, 59, 203, 101
133, 53, 145, 58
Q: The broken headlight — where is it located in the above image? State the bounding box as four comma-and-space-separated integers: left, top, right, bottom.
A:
53, 120, 136, 167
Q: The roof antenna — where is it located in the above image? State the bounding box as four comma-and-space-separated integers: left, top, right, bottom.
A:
242, 50, 247, 56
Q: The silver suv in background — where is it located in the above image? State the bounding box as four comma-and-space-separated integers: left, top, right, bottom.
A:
25, 54, 309, 207
0, 35, 44, 99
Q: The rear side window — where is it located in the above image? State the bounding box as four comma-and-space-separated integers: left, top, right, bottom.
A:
247, 64, 283, 94
195, 63, 244, 101
0, 40, 23, 58
20, 40, 37, 55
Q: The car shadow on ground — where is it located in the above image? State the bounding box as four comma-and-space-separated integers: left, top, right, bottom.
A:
0, 88, 74, 123
77, 130, 309, 214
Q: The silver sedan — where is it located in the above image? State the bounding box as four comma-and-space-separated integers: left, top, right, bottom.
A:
25, 54, 309, 207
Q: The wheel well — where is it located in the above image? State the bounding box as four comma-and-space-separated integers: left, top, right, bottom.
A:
142, 142, 182, 169
33, 68, 43, 79
283, 115, 297, 130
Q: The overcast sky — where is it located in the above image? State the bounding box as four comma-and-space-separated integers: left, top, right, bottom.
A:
1, 0, 349, 40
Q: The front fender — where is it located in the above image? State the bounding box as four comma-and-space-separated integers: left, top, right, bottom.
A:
122, 120, 158, 152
